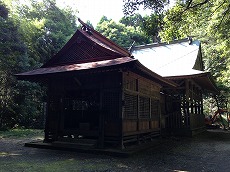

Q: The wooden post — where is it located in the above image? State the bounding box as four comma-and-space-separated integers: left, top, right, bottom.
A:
185, 80, 190, 127
98, 110, 104, 149
149, 98, 152, 130
158, 99, 162, 135
98, 90, 104, 149
44, 82, 52, 142
137, 94, 140, 144
120, 72, 125, 149
44, 98, 50, 142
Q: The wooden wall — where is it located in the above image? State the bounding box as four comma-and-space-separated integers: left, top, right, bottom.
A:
184, 79, 204, 129
122, 71, 161, 144
44, 70, 165, 147
162, 78, 205, 136
44, 71, 123, 143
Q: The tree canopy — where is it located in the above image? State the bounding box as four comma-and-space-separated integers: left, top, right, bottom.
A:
96, 16, 151, 48
14, 0, 78, 66
0, 0, 78, 129
123, 0, 169, 15
120, 13, 163, 42
0, 1, 30, 129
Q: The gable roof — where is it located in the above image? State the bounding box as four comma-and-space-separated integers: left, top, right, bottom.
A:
131, 38, 203, 77
15, 19, 177, 88
131, 38, 218, 93
42, 19, 131, 68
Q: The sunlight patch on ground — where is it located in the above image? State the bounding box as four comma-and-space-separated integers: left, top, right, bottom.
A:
117, 163, 129, 168
0, 152, 21, 157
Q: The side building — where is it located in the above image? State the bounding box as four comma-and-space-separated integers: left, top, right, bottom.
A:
132, 38, 219, 136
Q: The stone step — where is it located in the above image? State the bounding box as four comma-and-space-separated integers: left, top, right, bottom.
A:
58, 137, 97, 144
52, 139, 97, 149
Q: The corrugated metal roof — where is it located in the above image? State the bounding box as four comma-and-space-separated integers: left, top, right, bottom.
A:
132, 39, 201, 77
131, 39, 218, 93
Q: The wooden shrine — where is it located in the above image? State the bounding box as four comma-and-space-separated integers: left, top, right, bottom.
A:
16, 19, 177, 149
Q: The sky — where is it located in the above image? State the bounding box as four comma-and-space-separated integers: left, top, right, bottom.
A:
56, 0, 152, 27
19, 0, 174, 27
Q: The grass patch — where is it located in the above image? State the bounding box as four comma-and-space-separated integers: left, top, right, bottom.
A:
0, 158, 113, 172
0, 129, 43, 139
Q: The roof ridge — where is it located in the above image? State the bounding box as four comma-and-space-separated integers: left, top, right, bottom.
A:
131, 37, 197, 51
78, 18, 131, 57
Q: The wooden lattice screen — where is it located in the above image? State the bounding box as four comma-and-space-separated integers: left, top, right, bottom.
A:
102, 91, 120, 120
151, 99, 159, 118
124, 93, 137, 119
139, 96, 150, 119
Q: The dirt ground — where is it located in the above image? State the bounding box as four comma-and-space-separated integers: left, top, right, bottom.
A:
1, 129, 230, 172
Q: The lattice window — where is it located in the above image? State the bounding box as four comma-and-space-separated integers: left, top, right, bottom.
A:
151, 99, 159, 118
124, 93, 137, 119
139, 96, 150, 119
102, 91, 120, 120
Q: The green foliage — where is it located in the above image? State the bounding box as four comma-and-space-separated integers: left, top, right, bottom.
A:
0, 1, 30, 129
120, 13, 143, 28
14, 0, 78, 65
159, 0, 230, 107
0, 128, 43, 138
120, 13, 163, 42
123, 0, 169, 15
141, 13, 164, 41
0, 0, 78, 129
96, 16, 151, 48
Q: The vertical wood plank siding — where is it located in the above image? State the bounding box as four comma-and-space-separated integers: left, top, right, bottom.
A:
164, 78, 204, 133
122, 71, 161, 135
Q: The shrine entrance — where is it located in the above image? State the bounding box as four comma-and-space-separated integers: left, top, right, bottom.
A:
61, 89, 100, 138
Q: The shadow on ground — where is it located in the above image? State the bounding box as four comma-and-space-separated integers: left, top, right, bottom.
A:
0, 129, 230, 172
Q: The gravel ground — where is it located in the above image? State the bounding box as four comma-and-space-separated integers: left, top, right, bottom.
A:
0, 129, 230, 172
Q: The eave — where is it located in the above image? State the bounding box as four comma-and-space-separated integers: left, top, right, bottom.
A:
165, 72, 219, 94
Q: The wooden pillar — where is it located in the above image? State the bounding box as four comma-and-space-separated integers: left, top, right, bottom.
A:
120, 72, 125, 149
190, 83, 194, 115
98, 89, 104, 149
137, 94, 140, 144
98, 109, 104, 149
185, 80, 190, 127
149, 98, 152, 130
44, 96, 50, 142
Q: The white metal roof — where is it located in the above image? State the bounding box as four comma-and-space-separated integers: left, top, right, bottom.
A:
132, 39, 203, 77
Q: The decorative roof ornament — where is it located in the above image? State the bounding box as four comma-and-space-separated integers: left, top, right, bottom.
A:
188, 36, 193, 45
